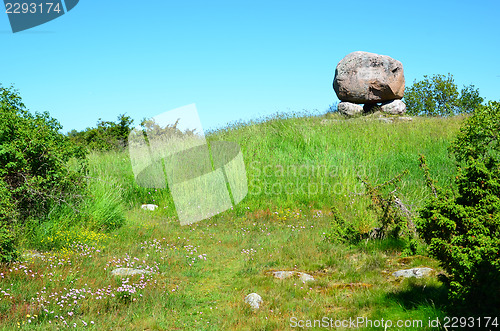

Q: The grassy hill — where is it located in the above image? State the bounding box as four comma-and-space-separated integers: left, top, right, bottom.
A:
1, 113, 466, 330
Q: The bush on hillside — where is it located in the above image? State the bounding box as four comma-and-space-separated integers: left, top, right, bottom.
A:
417, 101, 500, 313
0, 180, 17, 262
0, 85, 86, 260
404, 73, 483, 116
358, 170, 416, 239
67, 114, 134, 151
324, 206, 363, 244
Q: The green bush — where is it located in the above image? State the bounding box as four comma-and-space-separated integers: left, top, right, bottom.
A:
417, 101, 500, 313
0, 180, 15, 222
404, 73, 483, 116
0, 85, 87, 256
0, 225, 16, 262
0, 181, 17, 262
324, 206, 363, 244
67, 114, 134, 151
358, 170, 416, 239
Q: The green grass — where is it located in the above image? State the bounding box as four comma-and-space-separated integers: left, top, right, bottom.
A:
1, 112, 464, 330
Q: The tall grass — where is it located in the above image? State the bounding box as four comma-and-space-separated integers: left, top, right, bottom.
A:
84, 113, 464, 229
210, 113, 463, 219
86, 151, 176, 215
81, 176, 126, 231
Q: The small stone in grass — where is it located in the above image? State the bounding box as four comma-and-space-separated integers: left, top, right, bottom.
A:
392, 267, 434, 278
272, 270, 315, 282
141, 204, 158, 211
244, 293, 262, 310
111, 268, 152, 277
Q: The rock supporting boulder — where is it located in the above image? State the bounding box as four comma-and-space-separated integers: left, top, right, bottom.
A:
333, 51, 406, 117
338, 102, 363, 116
397, 117, 413, 122
381, 99, 406, 115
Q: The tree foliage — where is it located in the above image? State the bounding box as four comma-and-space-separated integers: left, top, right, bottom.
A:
417, 101, 500, 313
404, 73, 483, 116
458, 84, 485, 114
67, 114, 134, 151
0, 85, 87, 261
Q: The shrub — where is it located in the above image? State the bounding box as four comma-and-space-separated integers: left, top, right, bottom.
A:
0, 181, 18, 262
358, 170, 416, 239
0, 85, 86, 221
324, 206, 362, 244
0, 225, 16, 262
0, 85, 88, 257
404, 73, 483, 116
67, 114, 134, 151
417, 101, 500, 313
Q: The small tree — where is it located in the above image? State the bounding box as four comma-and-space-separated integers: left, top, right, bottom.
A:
417, 101, 500, 313
458, 84, 484, 114
405, 73, 459, 116
404, 73, 483, 116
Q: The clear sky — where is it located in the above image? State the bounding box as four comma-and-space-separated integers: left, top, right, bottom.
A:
1, 0, 499, 133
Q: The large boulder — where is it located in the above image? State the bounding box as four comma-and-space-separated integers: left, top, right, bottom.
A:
333, 51, 405, 103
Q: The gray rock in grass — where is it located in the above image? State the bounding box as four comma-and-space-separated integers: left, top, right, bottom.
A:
392, 267, 434, 278
244, 293, 263, 309
111, 268, 152, 277
272, 271, 295, 280
338, 102, 363, 116
272, 271, 315, 282
381, 99, 407, 115
298, 272, 315, 282
141, 204, 158, 211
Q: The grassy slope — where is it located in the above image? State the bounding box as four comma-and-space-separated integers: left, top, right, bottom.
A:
1, 113, 464, 330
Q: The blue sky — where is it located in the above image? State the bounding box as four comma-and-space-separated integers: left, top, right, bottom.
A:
1, 0, 499, 133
